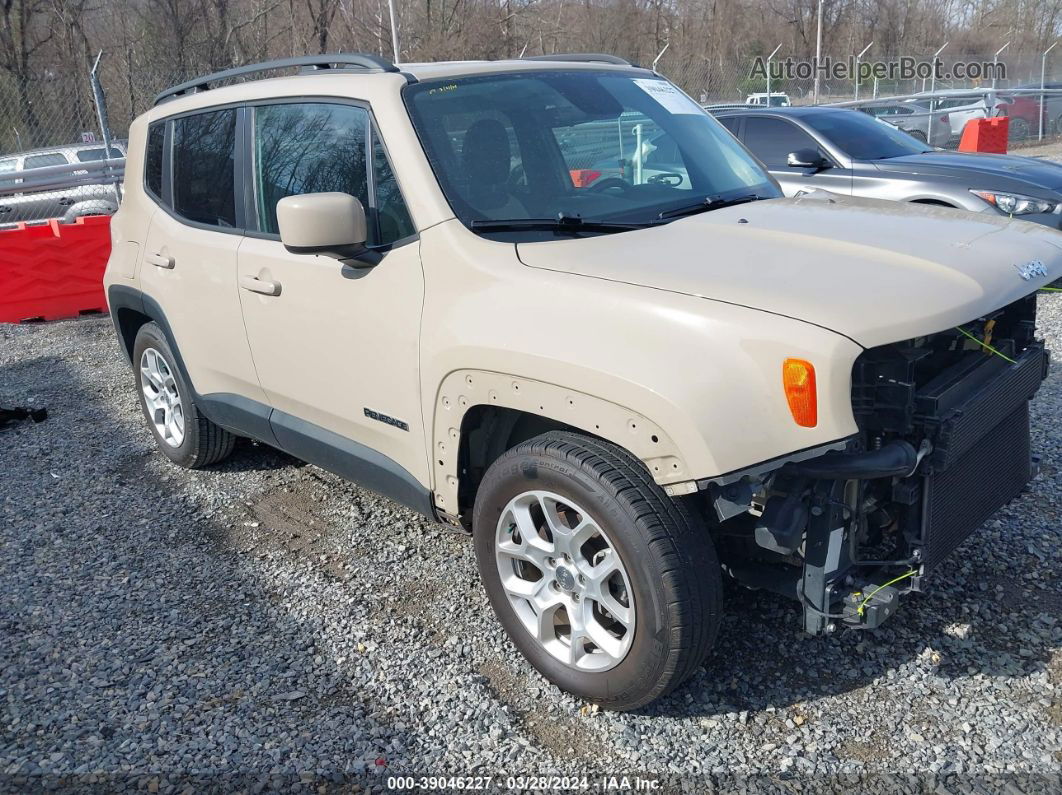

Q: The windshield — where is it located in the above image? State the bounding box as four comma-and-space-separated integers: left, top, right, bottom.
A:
804, 110, 933, 160
404, 70, 780, 238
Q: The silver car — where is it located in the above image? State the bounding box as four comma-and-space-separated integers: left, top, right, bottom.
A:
856, 100, 951, 145
0, 141, 125, 224
714, 106, 1062, 229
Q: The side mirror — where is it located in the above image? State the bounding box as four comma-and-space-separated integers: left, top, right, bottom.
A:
276, 192, 368, 261
787, 149, 829, 170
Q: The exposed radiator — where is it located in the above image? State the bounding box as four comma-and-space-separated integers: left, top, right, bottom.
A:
921, 404, 1032, 568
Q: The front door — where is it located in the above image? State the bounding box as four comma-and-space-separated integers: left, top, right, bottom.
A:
235, 101, 428, 496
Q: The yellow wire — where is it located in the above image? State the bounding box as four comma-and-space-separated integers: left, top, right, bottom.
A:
954, 326, 1017, 364
1041, 287, 1062, 292
857, 569, 917, 616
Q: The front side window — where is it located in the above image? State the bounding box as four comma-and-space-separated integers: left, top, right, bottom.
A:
741, 117, 819, 168
253, 102, 414, 246
173, 109, 237, 227
803, 110, 932, 159
145, 122, 165, 199
253, 103, 369, 236
404, 70, 778, 238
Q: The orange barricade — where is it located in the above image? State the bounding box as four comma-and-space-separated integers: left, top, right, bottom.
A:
0, 216, 111, 323
958, 117, 1009, 154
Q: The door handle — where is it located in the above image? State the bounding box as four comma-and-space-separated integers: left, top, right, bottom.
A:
57, 197, 75, 206
146, 252, 174, 269
239, 274, 281, 296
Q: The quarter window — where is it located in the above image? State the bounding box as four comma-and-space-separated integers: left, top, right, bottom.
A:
145, 123, 165, 200
372, 134, 415, 243
173, 109, 237, 227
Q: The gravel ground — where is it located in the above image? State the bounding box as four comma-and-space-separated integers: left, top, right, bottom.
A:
1, 300, 1060, 792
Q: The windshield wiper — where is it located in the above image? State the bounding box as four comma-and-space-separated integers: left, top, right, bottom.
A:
657, 194, 764, 220
470, 213, 653, 234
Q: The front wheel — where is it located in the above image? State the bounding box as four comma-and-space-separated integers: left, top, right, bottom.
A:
472, 431, 722, 711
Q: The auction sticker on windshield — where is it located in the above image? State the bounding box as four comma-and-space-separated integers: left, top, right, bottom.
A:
633, 79, 703, 115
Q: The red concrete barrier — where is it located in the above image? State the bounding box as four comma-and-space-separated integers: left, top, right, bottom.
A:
0, 216, 111, 324
958, 117, 1009, 154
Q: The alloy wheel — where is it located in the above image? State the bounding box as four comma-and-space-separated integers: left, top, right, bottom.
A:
494, 490, 635, 672
139, 347, 185, 448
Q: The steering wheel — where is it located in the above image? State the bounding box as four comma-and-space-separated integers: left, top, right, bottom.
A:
646, 172, 684, 187
587, 177, 634, 194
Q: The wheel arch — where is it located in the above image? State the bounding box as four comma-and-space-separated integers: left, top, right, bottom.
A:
433, 369, 696, 524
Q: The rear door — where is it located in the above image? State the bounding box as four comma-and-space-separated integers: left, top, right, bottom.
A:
138, 108, 268, 411
740, 116, 852, 196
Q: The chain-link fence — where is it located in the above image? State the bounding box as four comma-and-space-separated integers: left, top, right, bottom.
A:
660, 49, 1062, 151
4, 47, 1062, 226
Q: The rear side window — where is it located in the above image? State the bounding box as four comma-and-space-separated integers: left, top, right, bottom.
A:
24, 153, 68, 169
717, 117, 741, 134
145, 123, 165, 199
173, 109, 237, 227
741, 117, 818, 168
0, 158, 16, 189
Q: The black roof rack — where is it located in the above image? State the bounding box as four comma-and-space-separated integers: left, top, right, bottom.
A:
154, 53, 400, 105
521, 53, 638, 67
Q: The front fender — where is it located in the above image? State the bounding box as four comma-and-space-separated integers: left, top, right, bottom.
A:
419, 221, 864, 515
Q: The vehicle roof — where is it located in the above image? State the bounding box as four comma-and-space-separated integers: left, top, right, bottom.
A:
145, 57, 653, 120
712, 106, 845, 117
399, 59, 644, 80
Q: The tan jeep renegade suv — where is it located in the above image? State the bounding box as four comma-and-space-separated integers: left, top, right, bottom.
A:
104, 53, 1058, 710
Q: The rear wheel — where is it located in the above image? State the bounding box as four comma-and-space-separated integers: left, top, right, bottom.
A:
472, 431, 722, 710
908, 129, 927, 143
1009, 117, 1030, 141
132, 322, 235, 468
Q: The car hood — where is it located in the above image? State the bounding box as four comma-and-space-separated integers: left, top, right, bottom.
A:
873, 151, 1062, 193
515, 193, 1062, 348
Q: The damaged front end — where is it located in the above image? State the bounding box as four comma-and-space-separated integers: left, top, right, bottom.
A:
705, 294, 1048, 635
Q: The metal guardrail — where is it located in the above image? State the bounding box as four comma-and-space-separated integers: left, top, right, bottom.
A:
0, 157, 125, 199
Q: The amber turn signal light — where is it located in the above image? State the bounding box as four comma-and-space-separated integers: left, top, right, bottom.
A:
782, 358, 817, 428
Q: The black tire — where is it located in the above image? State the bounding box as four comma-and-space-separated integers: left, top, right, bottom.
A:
472, 431, 722, 711
1009, 117, 1030, 141
908, 129, 927, 142
132, 322, 235, 469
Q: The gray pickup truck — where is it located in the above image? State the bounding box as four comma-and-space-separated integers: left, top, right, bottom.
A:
0, 141, 125, 224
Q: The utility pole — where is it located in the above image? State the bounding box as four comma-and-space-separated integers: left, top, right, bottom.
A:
1040, 41, 1058, 140
993, 41, 1010, 90
853, 42, 872, 101
765, 43, 782, 105
813, 0, 824, 103
387, 0, 400, 64
652, 42, 670, 72
928, 42, 948, 146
